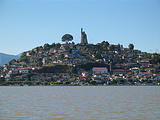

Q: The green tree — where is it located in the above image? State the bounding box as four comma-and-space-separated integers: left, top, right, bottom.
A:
18, 52, 28, 63
101, 41, 109, 47
9, 59, 16, 65
62, 34, 73, 43
43, 43, 50, 50
95, 52, 102, 59
108, 45, 114, 51
55, 43, 61, 48
59, 54, 65, 60
51, 43, 56, 48
129, 44, 134, 50
151, 53, 160, 64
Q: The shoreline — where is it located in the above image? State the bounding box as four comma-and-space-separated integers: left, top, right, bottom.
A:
0, 84, 159, 87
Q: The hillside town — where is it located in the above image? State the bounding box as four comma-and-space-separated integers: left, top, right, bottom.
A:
0, 29, 160, 86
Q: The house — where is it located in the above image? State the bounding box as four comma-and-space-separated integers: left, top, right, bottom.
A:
92, 73, 106, 84
26, 52, 31, 56
145, 68, 156, 73
112, 69, 130, 75
130, 67, 140, 73
82, 72, 89, 77
17, 68, 32, 74
49, 48, 56, 55
42, 57, 49, 65
92, 67, 108, 74
92, 77, 104, 84
60, 44, 70, 51
156, 74, 160, 79
140, 58, 150, 64
9, 69, 19, 75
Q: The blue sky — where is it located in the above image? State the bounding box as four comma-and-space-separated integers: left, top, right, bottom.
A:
0, 0, 160, 55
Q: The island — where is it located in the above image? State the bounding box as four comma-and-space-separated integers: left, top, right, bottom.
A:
0, 28, 160, 86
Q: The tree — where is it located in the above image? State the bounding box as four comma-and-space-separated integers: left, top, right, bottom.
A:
51, 43, 56, 48
109, 45, 114, 51
55, 43, 61, 48
151, 53, 160, 64
9, 59, 16, 65
95, 51, 102, 59
101, 41, 109, 46
43, 43, 50, 50
18, 52, 28, 63
129, 44, 134, 50
59, 54, 65, 60
100, 41, 110, 51
62, 34, 73, 43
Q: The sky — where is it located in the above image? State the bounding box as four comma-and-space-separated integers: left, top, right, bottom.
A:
0, 0, 160, 55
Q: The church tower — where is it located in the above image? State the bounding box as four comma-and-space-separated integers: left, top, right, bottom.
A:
81, 28, 88, 45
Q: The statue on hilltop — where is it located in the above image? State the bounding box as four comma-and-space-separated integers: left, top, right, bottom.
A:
81, 28, 88, 45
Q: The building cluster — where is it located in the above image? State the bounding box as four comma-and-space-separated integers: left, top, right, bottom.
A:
0, 29, 160, 85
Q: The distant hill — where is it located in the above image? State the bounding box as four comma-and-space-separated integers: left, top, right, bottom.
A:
0, 53, 20, 66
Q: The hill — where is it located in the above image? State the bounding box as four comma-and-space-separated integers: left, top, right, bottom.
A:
0, 53, 20, 66
0, 41, 160, 86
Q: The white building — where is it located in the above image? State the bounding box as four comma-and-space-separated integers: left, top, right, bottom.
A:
17, 68, 32, 74
92, 67, 108, 74
9, 70, 19, 75
82, 72, 89, 77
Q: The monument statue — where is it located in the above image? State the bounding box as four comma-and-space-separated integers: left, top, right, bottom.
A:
81, 28, 88, 45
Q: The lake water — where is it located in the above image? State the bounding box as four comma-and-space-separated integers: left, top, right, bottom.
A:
0, 86, 160, 120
